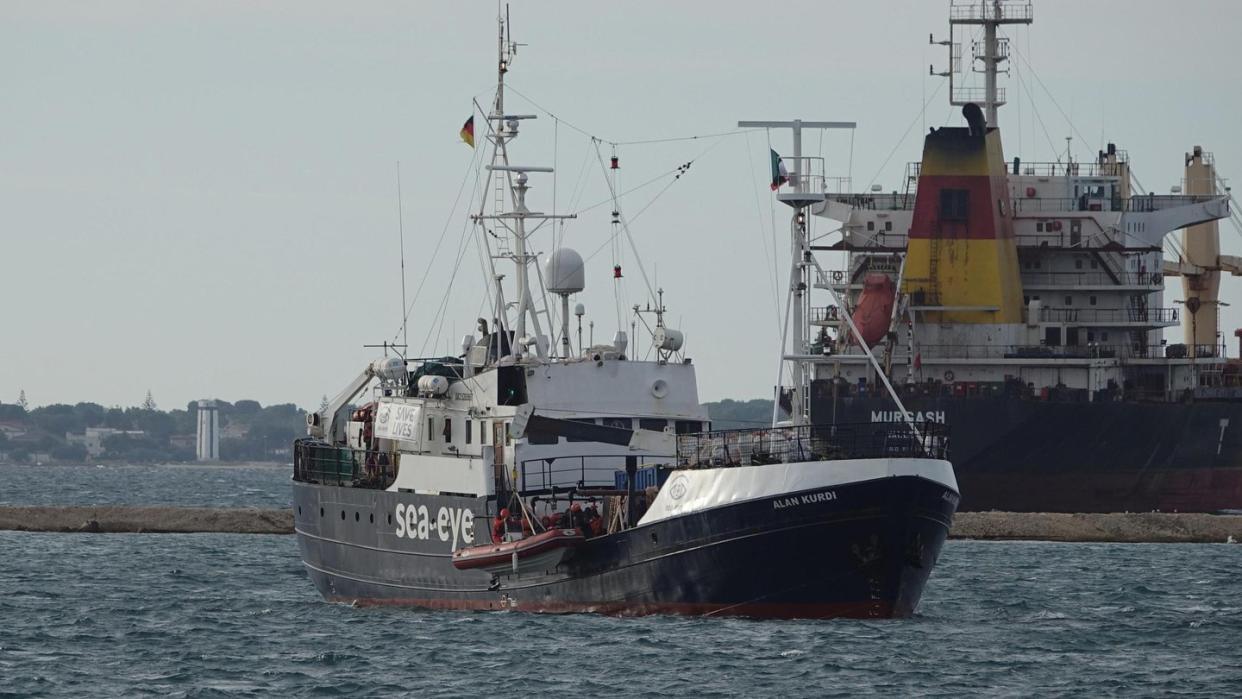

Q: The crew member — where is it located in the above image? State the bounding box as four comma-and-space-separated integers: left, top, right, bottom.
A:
492, 508, 509, 543
570, 502, 591, 539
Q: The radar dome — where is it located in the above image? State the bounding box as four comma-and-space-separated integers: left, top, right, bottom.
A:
544, 248, 585, 295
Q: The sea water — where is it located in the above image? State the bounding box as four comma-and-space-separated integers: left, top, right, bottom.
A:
1, 465, 1240, 696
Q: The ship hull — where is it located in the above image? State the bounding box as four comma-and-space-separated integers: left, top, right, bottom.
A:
292, 468, 957, 619
814, 390, 1242, 512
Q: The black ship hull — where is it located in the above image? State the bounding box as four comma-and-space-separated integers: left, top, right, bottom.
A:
292, 470, 957, 619
814, 388, 1242, 513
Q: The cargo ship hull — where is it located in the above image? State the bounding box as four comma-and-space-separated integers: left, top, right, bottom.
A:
292, 469, 957, 619
816, 391, 1242, 512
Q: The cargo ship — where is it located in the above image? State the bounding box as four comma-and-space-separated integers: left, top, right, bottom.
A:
774, 0, 1242, 512
290, 10, 958, 619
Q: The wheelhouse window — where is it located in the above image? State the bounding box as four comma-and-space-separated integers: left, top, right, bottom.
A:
427, 417, 435, 441
443, 418, 452, 442
465, 420, 472, 444
639, 418, 667, 432
939, 189, 969, 220
675, 420, 703, 435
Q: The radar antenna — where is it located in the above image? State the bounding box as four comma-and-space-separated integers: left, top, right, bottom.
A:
931, 0, 1033, 127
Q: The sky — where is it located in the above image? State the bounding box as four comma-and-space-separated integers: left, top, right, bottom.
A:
4, 1, 1242, 411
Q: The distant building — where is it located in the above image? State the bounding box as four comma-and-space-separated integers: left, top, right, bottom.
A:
169, 434, 197, 451
65, 427, 144, 458
196, 400, 220, 461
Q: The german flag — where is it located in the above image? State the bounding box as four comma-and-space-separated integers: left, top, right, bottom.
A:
459, 115, 475, 148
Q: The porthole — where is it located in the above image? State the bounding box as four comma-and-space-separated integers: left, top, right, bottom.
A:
320, 507, 324, 517
355, 512, 360, 522
340, 510, 345, 520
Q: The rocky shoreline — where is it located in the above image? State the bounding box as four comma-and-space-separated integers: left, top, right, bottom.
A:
2, 507, 1241, 543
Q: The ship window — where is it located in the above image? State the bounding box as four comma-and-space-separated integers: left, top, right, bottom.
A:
443, 418, 452, 442
480, 420, 488, 445
867, 221, 875, 231
1075, 259, 1084, 269
1036, 221, 1044, 232
1024, 296, 1030, 305
603, 417, 630, 430
466, 420, 473, 444
1102, 332, 1110, 342
1090, 295, 1097, 306
939, 189, 969, 220
427, 417, 435, 441
1087, 331, 1096, 343
885, 221, 893, 231
1091, 260, 1099, 269
1034, 260, 1042, 269
505, 423, 511, 445
639, 418, 667, 432
1064, 296, 1073, 305
675, 420, 703, 435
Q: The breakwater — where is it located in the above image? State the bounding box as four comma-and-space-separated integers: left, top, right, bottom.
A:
2, 507, 1240, 542
0, 506, 292, 534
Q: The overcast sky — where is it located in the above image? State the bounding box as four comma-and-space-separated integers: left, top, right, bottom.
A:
4, 1, 1242, 410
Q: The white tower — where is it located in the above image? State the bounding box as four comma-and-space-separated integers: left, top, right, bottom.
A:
196, 400, 219, 461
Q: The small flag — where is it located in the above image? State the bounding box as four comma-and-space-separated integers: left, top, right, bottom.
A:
769, 149, 789, 191
459, 115, 475, 148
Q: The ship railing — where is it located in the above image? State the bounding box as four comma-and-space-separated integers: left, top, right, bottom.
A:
826, 192, 916, 211
516, 454, 669, 496
1013, 161, 1124, 178
675, 422, 948, 469
809, 305, 842, 324
1038, 307, 1179, 324
1012, 194, 1219, 214
772, 156, 827, 195
1021, 270, 1164, 287
292, 439, 396, 488
950, 86, 1006, 105
950, 1, 1032, 23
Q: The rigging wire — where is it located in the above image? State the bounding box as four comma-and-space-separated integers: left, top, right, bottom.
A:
744, 130, 783, 338
765, 128, 780, 326
392, 129, 485, 342
1009, 45, 1096, 158
863, 78, 945, 191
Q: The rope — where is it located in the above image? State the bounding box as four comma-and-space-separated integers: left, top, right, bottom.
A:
743, 131, 783, 338
392, 125, 485, 342
863, 78, 945, 191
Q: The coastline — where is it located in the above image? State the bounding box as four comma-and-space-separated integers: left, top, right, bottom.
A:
2, 507, 1240, 543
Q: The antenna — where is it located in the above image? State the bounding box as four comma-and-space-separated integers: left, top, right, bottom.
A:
933, 1, 1033, 127
396, 161, 409, 351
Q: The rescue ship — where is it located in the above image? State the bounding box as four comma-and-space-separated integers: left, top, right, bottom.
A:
291, 11, 958, 619
787, 0, 1242, 512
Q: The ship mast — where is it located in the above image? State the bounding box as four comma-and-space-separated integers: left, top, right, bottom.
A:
933, 0, 1033, 127
737, 119, 853, 425
473, 7, 574, 361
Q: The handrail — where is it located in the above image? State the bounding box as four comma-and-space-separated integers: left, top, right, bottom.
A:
1038, 307, 1178, 324
293, 440, 397, 488
517, 453, 667, 494
676, 422, 948, 467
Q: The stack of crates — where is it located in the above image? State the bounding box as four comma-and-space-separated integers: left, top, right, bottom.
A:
613, 465, 672, 490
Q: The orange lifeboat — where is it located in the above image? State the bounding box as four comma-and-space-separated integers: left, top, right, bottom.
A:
451, 528, 585, 575
850, 273, 896, 348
